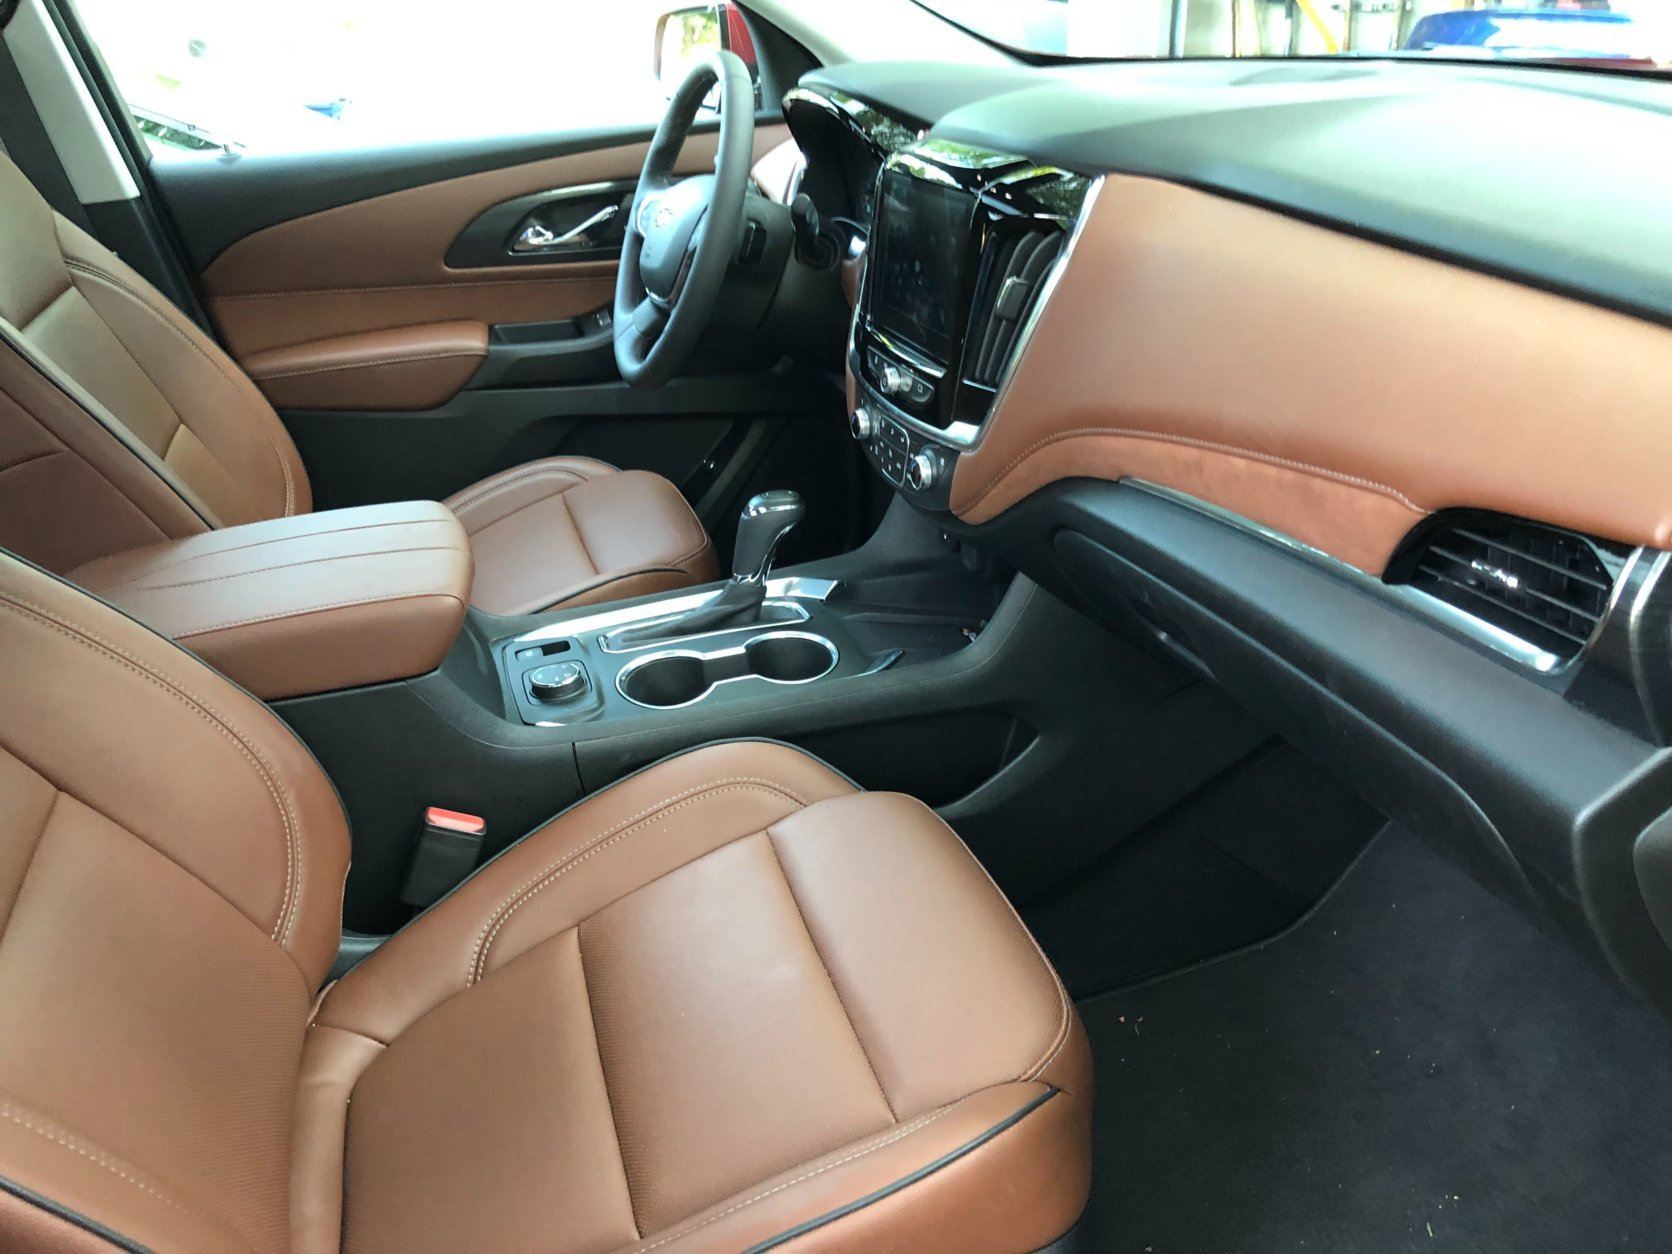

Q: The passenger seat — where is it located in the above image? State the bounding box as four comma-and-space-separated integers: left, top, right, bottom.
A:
0, 152, 716, 615
0, 549, 1091, 1252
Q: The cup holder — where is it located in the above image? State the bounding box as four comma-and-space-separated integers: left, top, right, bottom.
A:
616, 630, 838, 710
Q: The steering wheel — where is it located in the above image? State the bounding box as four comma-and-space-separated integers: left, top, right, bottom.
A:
614, 50, 756, 389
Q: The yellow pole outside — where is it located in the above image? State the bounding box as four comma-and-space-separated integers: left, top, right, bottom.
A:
1293, 0, 1341, 52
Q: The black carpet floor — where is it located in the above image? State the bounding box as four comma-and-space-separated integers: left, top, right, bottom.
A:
1081, 827, 1672, 1252
1026, 745, 1383, 998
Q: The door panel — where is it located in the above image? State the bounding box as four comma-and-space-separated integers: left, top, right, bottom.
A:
147, 122, 857, 562
197, 125, 788, 365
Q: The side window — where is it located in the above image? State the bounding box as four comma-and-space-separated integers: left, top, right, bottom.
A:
72, 1, 723, 157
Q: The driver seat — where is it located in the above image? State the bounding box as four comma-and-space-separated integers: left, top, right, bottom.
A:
0, 152, 717, 616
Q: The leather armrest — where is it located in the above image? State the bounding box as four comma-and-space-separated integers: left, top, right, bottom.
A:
241, 322, 488, 411
70, 502, 473, 700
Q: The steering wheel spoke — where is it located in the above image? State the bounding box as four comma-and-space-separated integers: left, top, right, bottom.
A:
632, 299, 670, 340
613, 50, 755, 389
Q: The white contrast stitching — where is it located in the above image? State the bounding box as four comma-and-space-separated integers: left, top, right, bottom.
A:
467, 778, 810, 985
115, 546, 459, 594
171, 590, 466, 640
0, 1099, 202, 1218
250, 350, 482, 381
0, 596, 301, 948
63, 258, 299, 518
962, 424, 1428, 516
447, 465, 595, 517
214, 274, 610, 299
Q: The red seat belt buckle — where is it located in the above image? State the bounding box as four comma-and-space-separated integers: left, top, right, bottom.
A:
402, 807, 488, 908
423, 807, 487, 836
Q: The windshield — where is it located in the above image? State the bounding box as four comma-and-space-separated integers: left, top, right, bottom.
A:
916, 0, 1670, 72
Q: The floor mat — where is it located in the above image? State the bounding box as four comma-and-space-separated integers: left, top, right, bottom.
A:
1025, 744, 1382, 998
1082, 826, 1672, 1252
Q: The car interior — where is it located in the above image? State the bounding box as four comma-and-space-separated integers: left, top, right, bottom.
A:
0, 0, 1670, 1249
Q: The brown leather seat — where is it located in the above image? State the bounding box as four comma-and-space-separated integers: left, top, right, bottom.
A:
0, 550, 1092, 1253
0, 152, 716, 615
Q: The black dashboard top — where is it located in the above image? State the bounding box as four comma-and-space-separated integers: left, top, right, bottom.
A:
802, 58, 1672, 325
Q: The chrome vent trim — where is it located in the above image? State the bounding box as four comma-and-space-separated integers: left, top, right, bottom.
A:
1397, 514, 1634, 663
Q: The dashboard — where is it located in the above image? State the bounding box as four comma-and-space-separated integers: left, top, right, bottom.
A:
779, 58, 1672, 1020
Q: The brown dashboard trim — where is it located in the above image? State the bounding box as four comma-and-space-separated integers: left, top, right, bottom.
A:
949, 176, 1672, 575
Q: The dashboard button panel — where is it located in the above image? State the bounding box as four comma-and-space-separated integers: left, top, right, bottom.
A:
852, 379, 957, 510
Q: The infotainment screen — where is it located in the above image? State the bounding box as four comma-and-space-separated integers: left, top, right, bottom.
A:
869, 167, 974, 364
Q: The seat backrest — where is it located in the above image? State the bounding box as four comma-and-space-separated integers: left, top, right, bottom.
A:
0, 549, 348, 1251
0, 152, 310, 575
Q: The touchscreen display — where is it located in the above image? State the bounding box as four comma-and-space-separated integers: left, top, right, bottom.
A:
870, 168, 974, 364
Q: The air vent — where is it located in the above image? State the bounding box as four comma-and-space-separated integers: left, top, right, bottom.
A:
1397, 513, 1633, 661
965, 228, 1065, 387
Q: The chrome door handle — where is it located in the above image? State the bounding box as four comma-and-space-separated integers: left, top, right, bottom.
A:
512, 203, 621, 254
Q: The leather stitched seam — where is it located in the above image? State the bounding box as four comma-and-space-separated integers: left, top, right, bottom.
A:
0, 791, 59, 943
249, 349, 483, 381
172, 590, 466, 640
16, 281, 76, 335
533, 566, 697, 615
0, 594, 302, 949
961, 425, 1428, 516
114, 545, 461, 594
573, 928, 643, 1240
447, 466, 592, 520
0, 447, 60, 478
921, 806, 1073, 1086
633, 1105, 958, 1253
0, 1097, 204, 1221
763, 830, 897, 1122
63, 257, 299, 518
560, 491, 597, 576
213, 274, 611, 299
467, 778, 812, 985
82, 517, 448, 591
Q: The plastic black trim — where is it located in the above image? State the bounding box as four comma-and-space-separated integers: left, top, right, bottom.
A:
803, 59, 1672, 327
0, 1175, 145, 1252
944, 477, 1672, 1020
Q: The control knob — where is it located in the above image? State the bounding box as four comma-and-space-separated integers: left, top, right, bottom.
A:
850, 406, 876, 441
878, 364, 913, 397
528, 661, 587, 703
906, 450, 940, 493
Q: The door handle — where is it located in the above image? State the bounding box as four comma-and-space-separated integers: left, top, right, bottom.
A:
512, 203, 621, 254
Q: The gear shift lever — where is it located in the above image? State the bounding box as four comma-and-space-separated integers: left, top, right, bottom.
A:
610, 490, 804, 647
730, 490, 806, 586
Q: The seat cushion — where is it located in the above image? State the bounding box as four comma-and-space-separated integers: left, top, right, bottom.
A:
302, 741, 1091, 1253
446, 456, 716, 616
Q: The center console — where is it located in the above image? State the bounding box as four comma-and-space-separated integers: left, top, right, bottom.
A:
71, 502, 472, 700
848, 141, 1091, 510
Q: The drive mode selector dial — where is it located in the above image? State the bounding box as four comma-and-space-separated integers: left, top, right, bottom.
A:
907, 450, 939, 492
528, 661, 587, 703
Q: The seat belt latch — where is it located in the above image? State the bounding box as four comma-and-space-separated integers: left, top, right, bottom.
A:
401, 807, 487, 908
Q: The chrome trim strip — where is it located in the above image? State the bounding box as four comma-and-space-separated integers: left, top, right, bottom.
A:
511, 577, 836, 647
984, 174, 1105, 444
1128, 481, 1579, 676
599, 600, 811, 653
534, 179, 638, 202
847, 172, 1105, 453
615, 630, 839, 710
